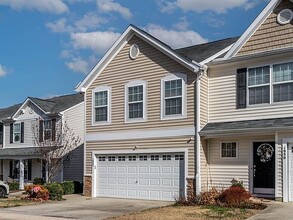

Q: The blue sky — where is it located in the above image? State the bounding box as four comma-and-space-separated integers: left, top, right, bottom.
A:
0, 0, 269, 108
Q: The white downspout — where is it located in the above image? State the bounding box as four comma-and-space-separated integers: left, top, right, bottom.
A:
195, 65, 207, 195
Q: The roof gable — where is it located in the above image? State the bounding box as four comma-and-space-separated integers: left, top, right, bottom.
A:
75, 25, 202, 92
224, 0, 287, 59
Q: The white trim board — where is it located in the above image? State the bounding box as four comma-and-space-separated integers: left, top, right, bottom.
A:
86, 126, 195, 141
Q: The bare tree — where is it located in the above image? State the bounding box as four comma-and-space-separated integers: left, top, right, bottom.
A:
31, 118, 81, 183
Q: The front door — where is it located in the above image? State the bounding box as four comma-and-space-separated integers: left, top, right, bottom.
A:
253, 142, 275, 196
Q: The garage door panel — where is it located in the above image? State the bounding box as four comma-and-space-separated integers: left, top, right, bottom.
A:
96, 153, 185, 201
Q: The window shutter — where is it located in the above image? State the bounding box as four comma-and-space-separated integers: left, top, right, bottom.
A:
236, 68, 247, 109
20, 122, 24, 143
51, 118, 56, 141
28, 160, 32, 181
39, 120, 43, 143
10, 123, 13, 144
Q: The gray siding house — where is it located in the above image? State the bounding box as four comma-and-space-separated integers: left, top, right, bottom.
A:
0, 93, 84, 189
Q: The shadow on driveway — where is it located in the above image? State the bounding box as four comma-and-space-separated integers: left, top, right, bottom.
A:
0, 195, 172, 220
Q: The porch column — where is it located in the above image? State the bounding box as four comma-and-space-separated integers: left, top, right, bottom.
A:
19, 159, 24, 190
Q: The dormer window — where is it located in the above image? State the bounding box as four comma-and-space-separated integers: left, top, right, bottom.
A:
44, 120, 52, 141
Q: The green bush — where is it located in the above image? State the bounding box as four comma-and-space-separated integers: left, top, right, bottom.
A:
73, 181, 83, 194
62, 181, 75, 195
45, 183, 64, 201
8, 182, 20, 191
33, 177, 45, 185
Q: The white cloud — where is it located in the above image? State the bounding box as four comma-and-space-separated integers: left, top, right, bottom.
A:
0, 64, 8, 77
97, 0, 132, 19
66, 57, 90, 74
172, 17, 189, 31
70, 31, 120, 54
0, 0, 69, 14
159, 0, 265, 14
74, 12, 107, 32
144, 24, 207, 49
202, 13, 226, 28
46, 18, 69, 33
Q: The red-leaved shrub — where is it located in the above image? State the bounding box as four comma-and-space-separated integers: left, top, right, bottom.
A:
25, 184, 49, 201
219, 186, 251, 207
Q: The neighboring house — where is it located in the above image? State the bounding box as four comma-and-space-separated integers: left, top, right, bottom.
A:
200, 0, 293, 202
76, 25, 237, 201
0, 93, 84, 189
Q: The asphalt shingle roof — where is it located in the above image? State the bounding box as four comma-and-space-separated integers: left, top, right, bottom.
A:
175, 37, 239, 63
200, 117, 293, 136
0, 93, 84, 121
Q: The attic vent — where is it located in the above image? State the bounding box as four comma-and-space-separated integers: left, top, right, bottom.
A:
277, 9, 293, 25
129, 44, 140, 60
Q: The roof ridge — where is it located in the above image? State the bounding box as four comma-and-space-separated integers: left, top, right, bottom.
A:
28, 96, 56, 104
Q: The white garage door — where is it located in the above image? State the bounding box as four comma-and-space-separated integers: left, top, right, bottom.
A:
96, 153, 185, 201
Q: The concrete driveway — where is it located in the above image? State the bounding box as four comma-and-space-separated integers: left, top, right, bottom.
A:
0, 195, 172, 220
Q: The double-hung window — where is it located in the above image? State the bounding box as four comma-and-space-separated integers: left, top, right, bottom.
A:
273, 62, 293, 102
13, 123, 21, 143
248, 66, 270, 105
125, 80, 146, 122
44, 120, 52, 141
93, 86, 111, 125
247, 62, 293, 106
161, 73, 186, 119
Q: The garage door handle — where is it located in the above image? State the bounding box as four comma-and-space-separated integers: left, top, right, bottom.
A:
135, 180, 138, 184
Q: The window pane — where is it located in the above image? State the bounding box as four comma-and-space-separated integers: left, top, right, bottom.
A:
248, 66, 270, 86
129, 102, 143, 119
95, 91, 107, 106
95, 107, 107, 122
165, 98, 182, 115
165, 79, 182, 98
13, 123, 21, 132
128, 85, 143, 102
273, 83, 293, 102
221, 142, 237, 158
249, 86, 270, 105
273, 62, 293, 83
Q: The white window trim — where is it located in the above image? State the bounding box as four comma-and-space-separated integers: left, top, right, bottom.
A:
124, 80, 147, 123
161, 73, 187, 120
220, 141, 238, 159
92, 85, 111, 126
247, 60, 293, 107
13, 122, 21, 143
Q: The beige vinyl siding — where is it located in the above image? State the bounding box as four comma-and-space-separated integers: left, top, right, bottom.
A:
86, 35, 196, 133
237, 0, 293, 57
62, 102, 84, 143
200, 74, 208, 128
85, 136, 195, 176
207, 135, 274, 191
208, 52, 293, 122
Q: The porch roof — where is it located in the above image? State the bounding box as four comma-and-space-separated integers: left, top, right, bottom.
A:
200, 117, 293, 138
0, 147, 55, 159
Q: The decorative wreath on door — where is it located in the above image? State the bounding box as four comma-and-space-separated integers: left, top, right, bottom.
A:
257, 143, 274, 163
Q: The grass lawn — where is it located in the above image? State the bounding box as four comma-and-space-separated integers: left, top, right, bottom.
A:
109, 205, 261, 220
0, 198, 40, 208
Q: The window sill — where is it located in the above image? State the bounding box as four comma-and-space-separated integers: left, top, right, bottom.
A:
91, 121, 111, 126
125, 118, 147, 124
246, 100, 293, 109
160, 114, 187, 121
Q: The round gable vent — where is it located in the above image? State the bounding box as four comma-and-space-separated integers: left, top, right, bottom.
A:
277, 9, 293, 24
129, 44, 140, 60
